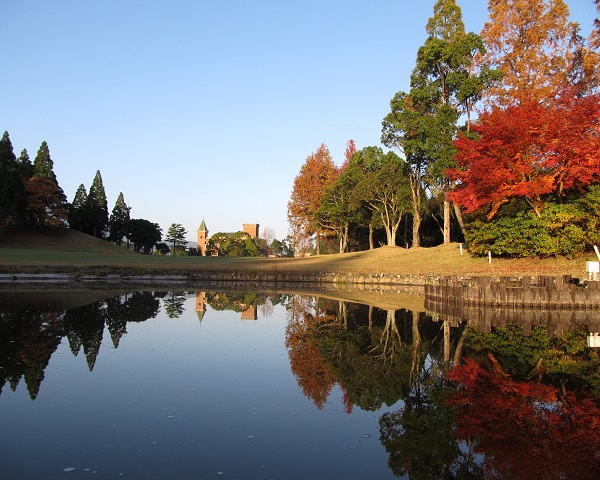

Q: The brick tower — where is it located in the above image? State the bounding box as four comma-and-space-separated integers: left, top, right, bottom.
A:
197, 219, 208, 256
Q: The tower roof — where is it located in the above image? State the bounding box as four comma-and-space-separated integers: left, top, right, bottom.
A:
197, 219, 208, 232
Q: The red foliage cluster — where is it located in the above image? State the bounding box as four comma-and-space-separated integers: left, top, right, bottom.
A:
448, 92, 600, 218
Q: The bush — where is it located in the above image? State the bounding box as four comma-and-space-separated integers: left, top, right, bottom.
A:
465, 187, 600, 258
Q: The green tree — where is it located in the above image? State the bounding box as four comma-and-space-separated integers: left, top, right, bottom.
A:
351, 147, 411, 247
207, 231, 261, 257
270, 237, 294, 257
410, 0, 498, 244
382, 93, 429, 248
0, 131, 26, 232
165, 223, 188, 255
108, 192, 131, 246
17, 149, 35, 181
126, 219, 162, 254
315, 170, 356, 253
68, 184, 88, 232
33, 141, 57, 182
86, 170, 109, 238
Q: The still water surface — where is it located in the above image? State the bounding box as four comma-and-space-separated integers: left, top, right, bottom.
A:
1, 288, 599, 479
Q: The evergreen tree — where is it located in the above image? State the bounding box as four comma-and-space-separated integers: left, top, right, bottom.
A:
68, 184, 88, 232
108, 192, 131, 246
0, 131, 27, 231
33, 141, 58, 182
165, 223, 188, 255
17, 149, 35, 180
86, 170, 109, 238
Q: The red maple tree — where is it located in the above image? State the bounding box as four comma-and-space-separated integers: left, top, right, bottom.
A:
448, 91, 600, 219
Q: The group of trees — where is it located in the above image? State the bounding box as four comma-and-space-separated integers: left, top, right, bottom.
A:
288, 0, 600, 258
0, 133, 68, 233
0, 131, 166, 253
69, 172, 167, 254
1, 131, 291, 256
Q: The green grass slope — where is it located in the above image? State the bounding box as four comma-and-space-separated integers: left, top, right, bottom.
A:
0, 228, 593, 279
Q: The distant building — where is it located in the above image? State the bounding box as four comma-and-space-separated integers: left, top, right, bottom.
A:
242, 223, 259, 238
196, 220, 259, 256
197, 219, 209, 256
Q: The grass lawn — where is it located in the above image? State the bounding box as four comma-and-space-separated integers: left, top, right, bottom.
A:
0, 228, 594, 279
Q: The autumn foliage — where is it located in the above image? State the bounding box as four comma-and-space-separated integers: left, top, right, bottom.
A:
287, 144, 338, 230
447, 358, 600, 480
448, 91, 600, 219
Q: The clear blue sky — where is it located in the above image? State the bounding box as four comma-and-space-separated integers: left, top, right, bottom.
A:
1, 1, 597, 241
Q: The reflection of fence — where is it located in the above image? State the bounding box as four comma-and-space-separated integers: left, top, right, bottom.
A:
425, 276, 600, 337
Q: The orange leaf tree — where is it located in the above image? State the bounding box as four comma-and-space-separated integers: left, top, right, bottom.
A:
478, 0, 598, 105
287, 143, 338, 254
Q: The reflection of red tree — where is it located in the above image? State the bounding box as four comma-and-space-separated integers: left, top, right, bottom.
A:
447, 358, 600, 480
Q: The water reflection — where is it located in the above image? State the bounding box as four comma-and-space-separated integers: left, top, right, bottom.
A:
1, 288, 599, 479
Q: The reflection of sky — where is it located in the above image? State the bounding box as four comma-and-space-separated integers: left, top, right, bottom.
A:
1, 296, 399, 479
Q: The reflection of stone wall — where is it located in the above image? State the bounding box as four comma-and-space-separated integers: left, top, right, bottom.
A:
426, 299, 600, 337
425, 276, 600, 337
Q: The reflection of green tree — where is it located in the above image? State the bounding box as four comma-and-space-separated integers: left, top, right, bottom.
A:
375, 313, 479, 479
0, 291, 162, 400
308, 303, 472, 478
206, 292, 261, 312
315, 306, 411, 411
379, 387, 475, 479
63, 302, 107, 371
0, 308, 63, 400
164, 292, 187, 319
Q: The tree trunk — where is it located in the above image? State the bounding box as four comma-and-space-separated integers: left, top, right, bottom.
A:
339, 224, 348, 253
452, 202, 467, 241
315, 229, 320, 255
410, 174, 421, 248
412, 209, 421, 248
443, 199, 451, 244
369, 223, 374, 250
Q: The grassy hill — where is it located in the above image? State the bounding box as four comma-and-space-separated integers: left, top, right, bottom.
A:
0, 228, 593, 279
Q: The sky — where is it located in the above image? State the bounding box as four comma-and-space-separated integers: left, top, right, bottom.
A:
1, 0, 598, 242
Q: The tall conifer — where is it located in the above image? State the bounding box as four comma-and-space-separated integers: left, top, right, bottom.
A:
0, 131, 26, 230
86, 170, 109, 238
108, 192, 131, 245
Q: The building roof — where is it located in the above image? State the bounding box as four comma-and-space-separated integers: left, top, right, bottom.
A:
197, 219, 208, 232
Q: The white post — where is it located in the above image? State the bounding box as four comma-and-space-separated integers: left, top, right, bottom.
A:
488, 251, 492, 264
459, 243, 463, 255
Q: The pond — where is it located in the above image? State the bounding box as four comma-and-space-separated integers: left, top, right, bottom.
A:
1, 287, 599, 479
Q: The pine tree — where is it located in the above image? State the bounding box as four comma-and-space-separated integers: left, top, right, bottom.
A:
165, 223, 188, 255
108, 192, 131, 245
17, 149, 35, 180
86, 170, 109, 238
68, 184, 88, 232
33, 141, 58, 182
0, 131, 27, 231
